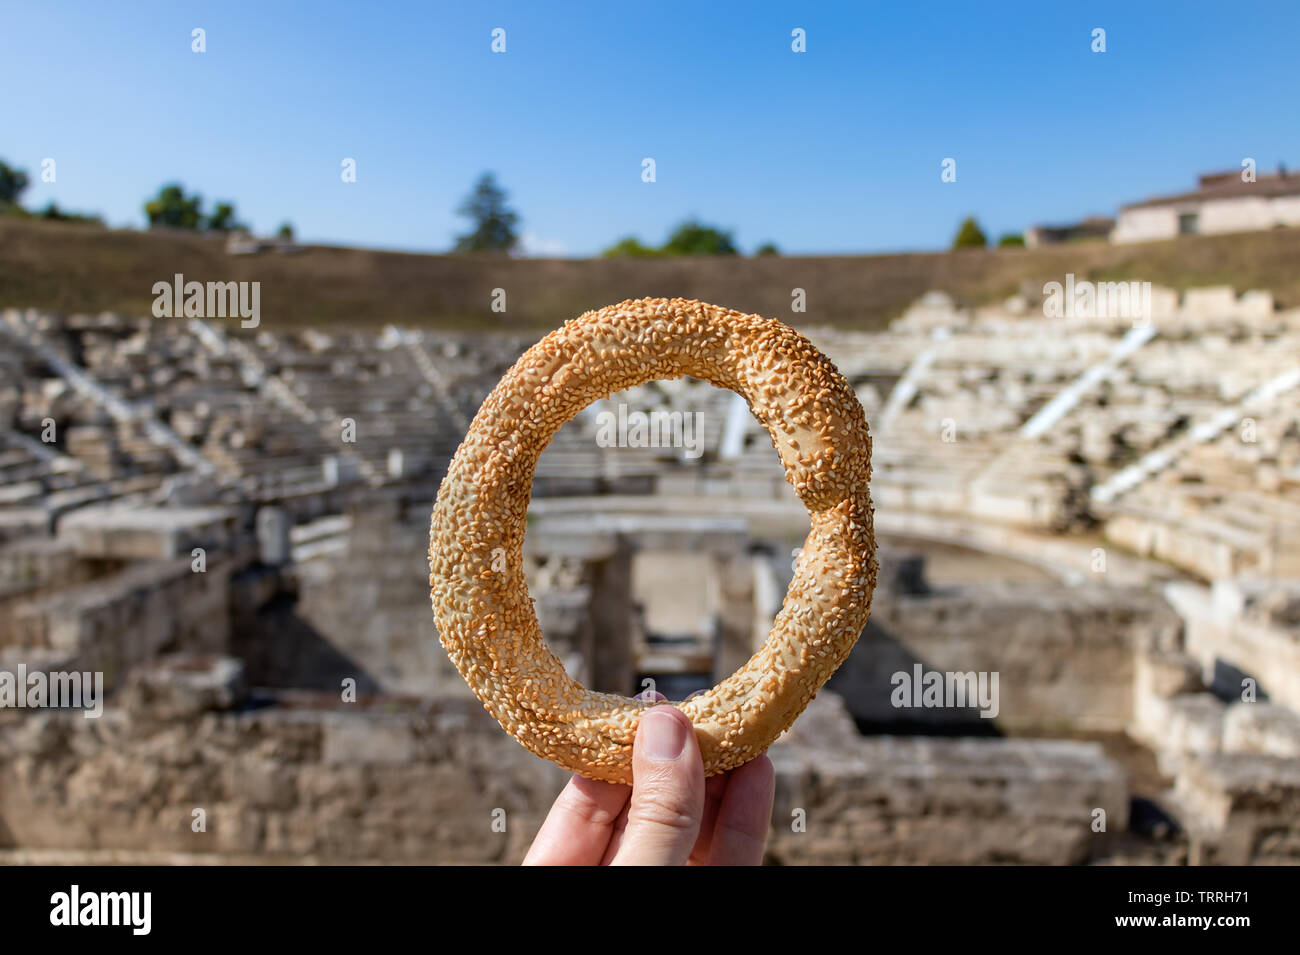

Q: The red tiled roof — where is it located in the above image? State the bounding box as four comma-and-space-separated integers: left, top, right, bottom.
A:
1122, 172, 1300, 210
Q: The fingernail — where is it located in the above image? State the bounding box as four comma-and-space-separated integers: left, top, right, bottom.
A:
642, 709, 687, 761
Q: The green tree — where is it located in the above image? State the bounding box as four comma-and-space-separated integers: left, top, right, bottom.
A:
206, 201, 247, 232
144, 183, 204, 230
952, 217, 988, 249
601, 236, 662, 258
0, 159, 30, 210
754, 242, 779, 256
36, 202, 103, 225
277, 222, 295, 240
454, 172, 520, 253
661, 219, 737, 256
997, 232, 1025, 248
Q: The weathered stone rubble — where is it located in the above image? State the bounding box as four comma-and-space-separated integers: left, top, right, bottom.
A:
2, 289, 1298, 864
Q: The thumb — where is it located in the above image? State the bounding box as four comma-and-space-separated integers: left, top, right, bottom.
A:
609, 705, 705, 866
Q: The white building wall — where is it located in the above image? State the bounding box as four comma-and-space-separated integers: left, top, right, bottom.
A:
1113, 192, 1300, 244
1271, 195, 1300, 227
1199, 196, 1274, 234
1111, 205, 1180, 244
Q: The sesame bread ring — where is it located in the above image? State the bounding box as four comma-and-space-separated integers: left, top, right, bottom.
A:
429, 297, 876, 784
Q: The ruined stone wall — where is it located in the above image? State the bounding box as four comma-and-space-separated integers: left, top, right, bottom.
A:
1, 657, 1293, 865
0, 660, 1160, 866
828, 583, 1182, 733
1131, 645, 1300, 865
5, 552, 238, 688
0, 686, 564, 863
289, 497, 464, 698
231, 497, 650, 700
1183, 607, 1300, 711
767, 696, 1130, 865
0, 537, 106, 646
1174, 753, 1300, 865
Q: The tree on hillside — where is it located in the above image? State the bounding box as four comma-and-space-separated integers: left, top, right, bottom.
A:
277, 222, 295, 240
602, 220, 742, 257
952, 217, 988, 249
454, 172, 520, 253
36, 202, 103, 225
754, 242, 779, 256
997, 232, 1025, 248
601, 236, 662, 258
206, 201, 247, 232
0, 159, 30, 210
662, 220, 738, 256
144, 183, 204, 230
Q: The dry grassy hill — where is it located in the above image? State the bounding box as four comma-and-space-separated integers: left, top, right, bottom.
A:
4, 217, 1300, 333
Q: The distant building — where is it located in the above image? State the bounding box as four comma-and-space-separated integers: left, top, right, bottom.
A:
225, 230, 262, 255
1111, 168, 1300, 244
225, 230, 304, 255
1024, 216, 1115, 248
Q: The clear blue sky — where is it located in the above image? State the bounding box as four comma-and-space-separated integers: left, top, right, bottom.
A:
4, 1, 1298, 256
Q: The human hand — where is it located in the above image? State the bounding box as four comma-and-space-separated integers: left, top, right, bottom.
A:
523, 703, 775, 865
